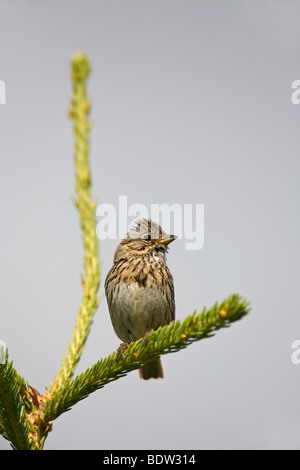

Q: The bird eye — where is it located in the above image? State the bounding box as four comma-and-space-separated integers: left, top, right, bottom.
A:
143, 234, 151, 241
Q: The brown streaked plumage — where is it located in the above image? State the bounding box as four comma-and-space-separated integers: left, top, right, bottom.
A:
105, 218, 176, 379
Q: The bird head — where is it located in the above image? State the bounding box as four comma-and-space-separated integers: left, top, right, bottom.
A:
115, 218, 177, 259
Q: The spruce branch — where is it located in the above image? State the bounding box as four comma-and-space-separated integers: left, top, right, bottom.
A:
45, 293, 250, 422
0, 353, 32, 450
50, 53, 101, 393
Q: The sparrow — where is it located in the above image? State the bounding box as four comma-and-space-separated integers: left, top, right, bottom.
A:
105, 218, 176, 379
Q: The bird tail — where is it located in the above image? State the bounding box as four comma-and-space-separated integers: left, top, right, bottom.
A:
139, 358, 164, 380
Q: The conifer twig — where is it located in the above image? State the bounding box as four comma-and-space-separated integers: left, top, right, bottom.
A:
50, 53, 101, 393
45, 293, 250, 421
0, 354, 32, 449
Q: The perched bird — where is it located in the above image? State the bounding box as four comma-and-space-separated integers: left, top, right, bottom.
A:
105, 218, 176, 379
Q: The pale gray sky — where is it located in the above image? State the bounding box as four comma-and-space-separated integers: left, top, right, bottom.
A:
0, 0, 299, 449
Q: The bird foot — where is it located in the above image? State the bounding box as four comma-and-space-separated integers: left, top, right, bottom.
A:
142, 331, 151, 342
116, 342, 129, 358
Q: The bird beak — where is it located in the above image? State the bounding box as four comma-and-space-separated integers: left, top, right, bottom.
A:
156, 235, 177, 245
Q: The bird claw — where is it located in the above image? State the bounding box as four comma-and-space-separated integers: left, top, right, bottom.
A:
116, 342, 129, 358
142, 331, 150, 342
